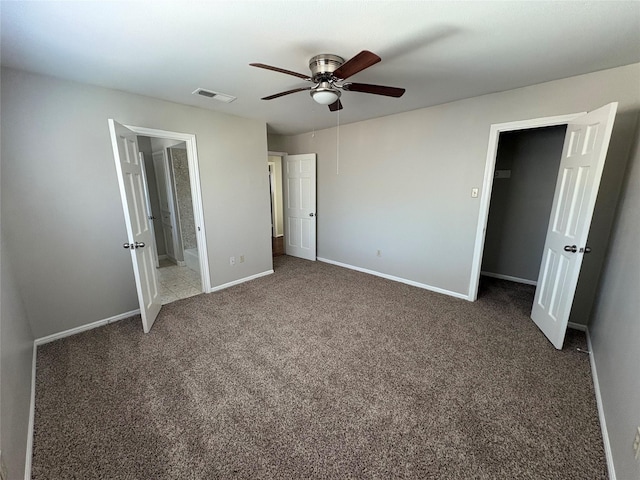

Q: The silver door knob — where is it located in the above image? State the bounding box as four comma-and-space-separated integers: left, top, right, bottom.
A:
309, 213, 315, 217
563, 245, 577, 253
134, 242, 145, 249
123, 242, 133, 249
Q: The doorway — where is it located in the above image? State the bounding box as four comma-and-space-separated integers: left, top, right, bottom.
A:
469, 112, 582, 300
469, 105, 618, 349
125, 124, 211, 297
139, 137, 204, 304
480, 125, 567, 287
268, 152, 285, 257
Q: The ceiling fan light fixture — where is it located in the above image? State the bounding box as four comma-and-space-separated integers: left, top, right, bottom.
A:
311, 82, 341, 105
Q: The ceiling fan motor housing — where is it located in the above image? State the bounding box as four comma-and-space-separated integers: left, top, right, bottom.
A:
309, 54, 344, 82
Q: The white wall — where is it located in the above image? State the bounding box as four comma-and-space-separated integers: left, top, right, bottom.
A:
276, 63, 640, 298
0, 233, 35, 478
589, 130, 640, 480
1, 67, 272, 338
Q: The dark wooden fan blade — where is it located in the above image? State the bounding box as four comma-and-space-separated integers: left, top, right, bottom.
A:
343, 82, 405, 98
250, 63, 310, 80
328, 99, 343, 112
333, 50, 381, 80
261, 87, 311, 100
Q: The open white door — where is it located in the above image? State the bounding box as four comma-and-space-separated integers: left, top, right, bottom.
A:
284, 153, 317, 260
109, 119, 162, 333
531, 103, 618, 349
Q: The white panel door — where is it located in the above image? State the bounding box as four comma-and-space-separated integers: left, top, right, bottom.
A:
284, 154, 317, 261
109, 120, 162, 333
531, 103, 617, 349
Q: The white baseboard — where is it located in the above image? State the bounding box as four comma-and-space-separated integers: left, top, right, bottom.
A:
157, 254, 167, 260
24, 343, 37, 480
34, 309, 141, 346
567, 322, 588, 332
317, 258, 469, 300
208, 270, 274, 293
480, 271, 538, 286
587, 329, 616, 480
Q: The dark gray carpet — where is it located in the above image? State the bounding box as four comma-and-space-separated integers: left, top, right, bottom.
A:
32, 255, 607, 479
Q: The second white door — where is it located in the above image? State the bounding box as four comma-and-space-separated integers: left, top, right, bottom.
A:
284, 154, 317, 261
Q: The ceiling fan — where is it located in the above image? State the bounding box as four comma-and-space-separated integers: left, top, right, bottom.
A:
250, 50, 406, 111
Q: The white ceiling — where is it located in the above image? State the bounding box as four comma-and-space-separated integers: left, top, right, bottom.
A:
2, 1, 639, 135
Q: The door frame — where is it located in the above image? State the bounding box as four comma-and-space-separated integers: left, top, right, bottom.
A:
468, 112, 584, 301
126, 124, 211, 293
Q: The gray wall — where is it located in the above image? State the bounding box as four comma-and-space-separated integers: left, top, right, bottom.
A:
273, 63, 640, 479
0, 235, 35, 479
275, 63, 639, 298
589, 130, 640, 480
481, 126, 566, 282
1, 67, 272, 339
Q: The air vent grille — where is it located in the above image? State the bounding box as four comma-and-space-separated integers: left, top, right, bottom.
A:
191, 88, 236, 103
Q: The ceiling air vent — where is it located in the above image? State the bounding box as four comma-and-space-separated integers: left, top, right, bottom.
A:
192, 88, 236, 103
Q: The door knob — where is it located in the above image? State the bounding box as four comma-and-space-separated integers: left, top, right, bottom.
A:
134, 242, 145, 249
123, 242, 133, 250
309, 213, 315, 217
580, 246, 592, 254
563, 245, 577, 253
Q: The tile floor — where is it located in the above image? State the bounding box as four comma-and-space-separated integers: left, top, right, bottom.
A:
157, 262, 202, 305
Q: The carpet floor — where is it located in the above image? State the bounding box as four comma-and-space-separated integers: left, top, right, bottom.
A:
32, 255, 607, 479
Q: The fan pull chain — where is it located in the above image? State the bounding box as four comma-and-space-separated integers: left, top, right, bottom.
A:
336, 109, 340, 175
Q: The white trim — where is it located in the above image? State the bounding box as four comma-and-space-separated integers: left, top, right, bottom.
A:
208, 270, 274, 293
34, 309, 140, 346
268, 150, 287, 157
123, 124, 212, 294
468, 112, 585, 301
157, 254, 168, 260
586, 329, 616, 480
567, 322, 587, 332
317, 258, 469, 300
480, 271, 537, 286
24, 343, 37, 480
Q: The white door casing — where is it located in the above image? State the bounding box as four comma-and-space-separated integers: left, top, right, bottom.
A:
531, 102, 618, 349
284, 154, 317, 261
109, 119, 162, 333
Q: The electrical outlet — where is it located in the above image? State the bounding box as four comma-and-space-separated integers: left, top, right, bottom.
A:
229, 256, 235, 266
376, 249, 382, 257
239, 255, 245, 263
633, 426, 640, 460
471, 187, 479, 198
